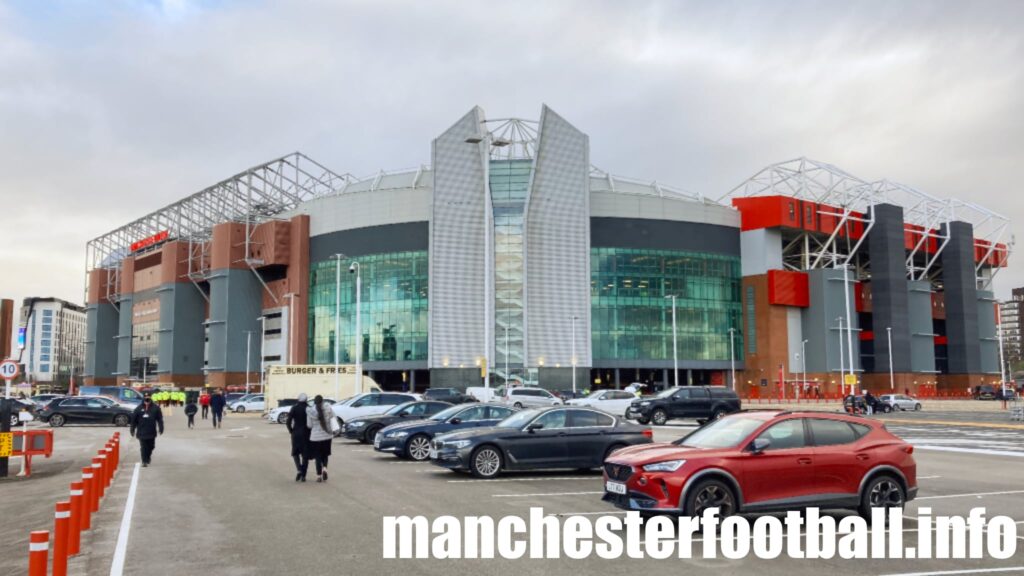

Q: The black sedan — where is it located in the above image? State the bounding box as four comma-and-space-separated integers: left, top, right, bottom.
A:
39, 396, 134, 427
374, 403, 516, 460
430, 407, 653, 478
341, 401, 452, 443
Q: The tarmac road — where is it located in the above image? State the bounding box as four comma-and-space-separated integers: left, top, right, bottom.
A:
3, 409, 1023, 576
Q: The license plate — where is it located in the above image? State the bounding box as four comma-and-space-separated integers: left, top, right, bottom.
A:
605, 481, 627, 495
374, 435, 381, 449
429, 448, 438, 459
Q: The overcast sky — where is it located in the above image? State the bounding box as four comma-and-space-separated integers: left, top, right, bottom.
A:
2, 0, 1022, 321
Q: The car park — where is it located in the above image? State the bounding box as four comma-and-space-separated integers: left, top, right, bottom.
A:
430, 406, 653, 478
566, 389, 636, 416
878, 394, 922, 411
375, 403, 516, 460
331, 392, 419, 430
625, 386, 741, 425
341, 401, 452, 443
232, 394, 265, 413
499, 386, 563, 409
266, 398, 335, 424
39, 396, 135, 427
603, 410, 917, 519
422, 387, 477, 404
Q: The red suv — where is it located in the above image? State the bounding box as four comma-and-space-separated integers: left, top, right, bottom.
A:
603, 410, 916, 518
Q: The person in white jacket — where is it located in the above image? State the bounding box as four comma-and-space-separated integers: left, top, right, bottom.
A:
306, 395, 334, 482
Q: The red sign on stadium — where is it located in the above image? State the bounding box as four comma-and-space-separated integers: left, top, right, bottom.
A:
131, 230, 169, 252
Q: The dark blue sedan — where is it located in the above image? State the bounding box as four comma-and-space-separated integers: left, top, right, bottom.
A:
374, 403, 516, 460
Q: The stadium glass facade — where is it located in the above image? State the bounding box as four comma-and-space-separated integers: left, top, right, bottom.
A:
308, 251, 429, 365
490, 159, 530, 376
591, 248, 743, 363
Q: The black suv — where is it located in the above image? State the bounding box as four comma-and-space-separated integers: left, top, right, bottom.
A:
625, 386, 740, 425
423, 388, 477, 404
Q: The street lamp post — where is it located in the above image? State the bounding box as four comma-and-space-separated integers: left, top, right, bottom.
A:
997, 318, 1008, 397
570, 315, 578, 395
257, 316, 266, 393
801, 338, 808, 399
244, 330, 254, 395
886, 326, 894, 390
728, 327, 736, 391
837, 316, 846, 396
333, 253, 344, 402
350, 261, 362, 394
504, 325, 510, 387
665, 295, 678, 387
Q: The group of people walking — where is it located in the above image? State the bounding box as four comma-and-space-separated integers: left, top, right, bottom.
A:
285, 394, 333, 483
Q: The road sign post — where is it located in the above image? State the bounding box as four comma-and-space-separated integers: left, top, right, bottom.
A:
1, 359, 19, 399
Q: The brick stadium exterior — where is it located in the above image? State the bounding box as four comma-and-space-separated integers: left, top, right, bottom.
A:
82, 107, 1011, 396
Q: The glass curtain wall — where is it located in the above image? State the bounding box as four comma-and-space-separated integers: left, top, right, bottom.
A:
308, 251, 428, 365
490, 159, 531, 382
130, 298, 159, 380
591, 248, 743, 363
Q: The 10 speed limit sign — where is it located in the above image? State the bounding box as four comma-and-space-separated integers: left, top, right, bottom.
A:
0, 360, 18, 381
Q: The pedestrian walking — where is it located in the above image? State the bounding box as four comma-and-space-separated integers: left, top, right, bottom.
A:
306, 395, 333, 483
199, 392, 210, 420
210, 390, 226, 428
285, 393, 311, 482
130, 394, 164, 467
184, 399, 198, 429
864, 389, 878, 415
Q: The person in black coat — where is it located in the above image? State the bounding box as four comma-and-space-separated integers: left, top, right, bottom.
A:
285, 393, 311, 482
184, 400, 198, 429
130, 395, 164, 467
210, 390, 226, 428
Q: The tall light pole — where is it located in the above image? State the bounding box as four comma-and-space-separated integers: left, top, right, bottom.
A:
504, 325, 510, 387
841, 263, 856, 390
837, 316, 846, 395
244, 330, 254, 395
256, 316, 266, 393
801, 338, 808, 399
886, 326, 895, 390
665, 295, 678, 387
728, 327, 736, 391
333, 253, 345, 402
997, 317, 1008, 397
350, 261, 362, 394
570, 315, 578, 395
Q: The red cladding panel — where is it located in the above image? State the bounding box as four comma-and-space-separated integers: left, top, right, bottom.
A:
934, 335, 948, 345
859, 330, 874, 341
767, 270, 809, 307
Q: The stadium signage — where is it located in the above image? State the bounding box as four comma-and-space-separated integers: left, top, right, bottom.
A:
131, 230, 170, 252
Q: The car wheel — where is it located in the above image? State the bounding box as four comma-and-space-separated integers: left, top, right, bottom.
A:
235, 406, 246, 413
49, 414, 66, 427
363, 426, 382, 444
636, 417, 650, 425
277, 413, 289, 425
712, 409, 728, 420
684, 478, 736, 517
406, 434, 432, 461
469, 446, 503, 479
9, 413, 18, 427
333, 418, 344, 437
859, 474, 906, 520
604, 443, 627, 461
914, 404, 922, 411
113, 414, 130, 427
651, 409, 668, 426
513, 402, 523, 409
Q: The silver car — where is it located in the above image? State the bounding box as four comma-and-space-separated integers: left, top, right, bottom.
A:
500, 387, 563, 409
879, 394, 922, 411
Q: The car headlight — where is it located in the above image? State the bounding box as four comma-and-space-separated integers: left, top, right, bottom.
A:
642, 460, 686, 472
639, 401, 651, 406
351, 421, 367, 428
447, 440, 472, 449
386, 431, 409, 439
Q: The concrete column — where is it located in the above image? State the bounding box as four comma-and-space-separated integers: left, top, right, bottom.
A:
868, 204, 911, 373
941, 221, 981, 374
84, 269, 118, 384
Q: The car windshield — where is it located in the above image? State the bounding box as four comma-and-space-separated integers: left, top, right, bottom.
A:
385, 402, 417, 416
430, 405, 467, 421
496, 408, 544, 429
672, 415, 766, 449
655, 387, 680, 399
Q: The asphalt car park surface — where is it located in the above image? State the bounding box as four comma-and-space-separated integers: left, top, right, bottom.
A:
2, 410, 1022, 576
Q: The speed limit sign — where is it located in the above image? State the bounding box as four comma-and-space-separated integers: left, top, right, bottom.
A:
0, 360, 18, 381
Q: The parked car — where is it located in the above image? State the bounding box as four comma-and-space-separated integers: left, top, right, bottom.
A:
625, 386, 741, 425
995, 388, 1018, 401
266, 398, 334, 424
430, 406, 653, 478
567, 389, 637, 416
843, 395, 892, 414
603, 410, 917, 519
5, 399, 36, 426
973, 385, 997, 400
331, 392, 419, 431
30, 394, 65, 407
423, 388, 477, 404
224, 393, 247, 405
375, 403, 516, 460
232, 394, 265, 413
878, 394, 922, 411
499, 386, 563, 409
40, 396, 135, 427
77, 386, 145, 407
342, 401, 452, 443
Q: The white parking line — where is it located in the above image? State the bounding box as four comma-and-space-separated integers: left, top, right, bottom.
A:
917, 475, 942, 479
914, 446, 1024, 458
878, 567, 1024, 576
109, 463, 141, 576
448, 477, 601, 483
916, 489, 1024, 500
493, 491, 604, 498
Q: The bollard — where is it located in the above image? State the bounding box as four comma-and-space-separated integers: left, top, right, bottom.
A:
53, 501, 71, 576
103, 444, 112, 486
106, 444, 116, 485
68, 481, 84, 555
28, 531, 48, 576
91, 458, 103, 510
80, 467, 94, 529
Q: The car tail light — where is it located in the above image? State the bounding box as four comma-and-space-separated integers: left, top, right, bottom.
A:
903, 445, 914, 454
642, 429, 653, 439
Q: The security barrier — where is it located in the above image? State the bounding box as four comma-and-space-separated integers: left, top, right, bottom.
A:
22, 431, 120, 575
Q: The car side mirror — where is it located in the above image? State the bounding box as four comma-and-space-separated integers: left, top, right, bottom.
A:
526, 423, 544, 433
449, 418, 462, 425
751, 438, 770, 454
